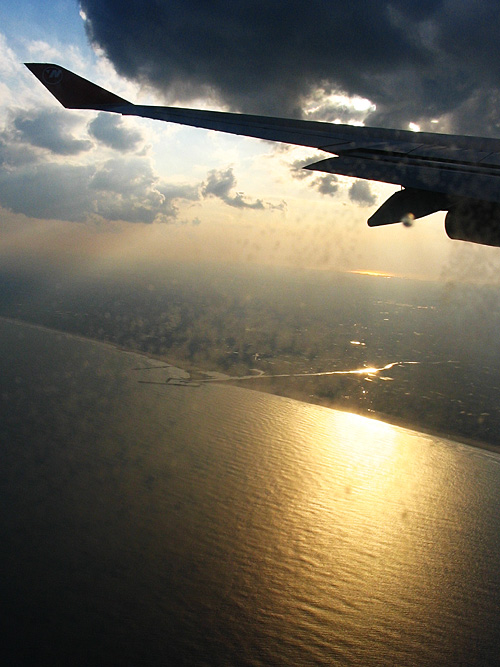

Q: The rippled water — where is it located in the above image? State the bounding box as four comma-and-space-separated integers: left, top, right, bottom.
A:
1, 318, 500, 665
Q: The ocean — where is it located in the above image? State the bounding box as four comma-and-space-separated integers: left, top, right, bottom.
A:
1, 317, 500, 665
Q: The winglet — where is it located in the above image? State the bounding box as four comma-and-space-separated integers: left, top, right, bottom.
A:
24, 63, 131, 109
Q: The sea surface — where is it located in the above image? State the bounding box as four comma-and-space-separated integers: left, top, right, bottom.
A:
1, 317, 500, 665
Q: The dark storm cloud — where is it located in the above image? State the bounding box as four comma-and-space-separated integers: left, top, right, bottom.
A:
80, 0, 500, 134
12, 109, 92, 155
88, 113, 142, 151
348, 181, 377, 207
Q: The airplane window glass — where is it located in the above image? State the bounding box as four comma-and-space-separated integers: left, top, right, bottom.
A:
2, 4, 500, 665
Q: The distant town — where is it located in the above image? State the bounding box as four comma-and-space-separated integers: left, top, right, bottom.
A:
1, 262, 499, 449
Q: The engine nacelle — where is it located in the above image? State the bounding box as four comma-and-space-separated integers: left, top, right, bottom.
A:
445, 199, 500, 247
368, 188, 500, 248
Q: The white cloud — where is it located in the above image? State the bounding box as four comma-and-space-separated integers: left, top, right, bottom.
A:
0, 33, 19, 76
25, 40, 63, 62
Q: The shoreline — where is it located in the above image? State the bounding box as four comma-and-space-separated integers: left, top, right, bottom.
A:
2, 314, 499, 456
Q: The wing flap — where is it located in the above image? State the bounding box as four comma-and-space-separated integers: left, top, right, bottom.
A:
305, 156, 500, 203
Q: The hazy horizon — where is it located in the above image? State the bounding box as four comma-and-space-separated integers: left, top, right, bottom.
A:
1, 259, 499, 448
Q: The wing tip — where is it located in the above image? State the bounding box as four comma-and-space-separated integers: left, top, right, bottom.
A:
24, 63, 131, 109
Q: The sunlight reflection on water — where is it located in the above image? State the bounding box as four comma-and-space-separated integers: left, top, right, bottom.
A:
1, 319, 500, 665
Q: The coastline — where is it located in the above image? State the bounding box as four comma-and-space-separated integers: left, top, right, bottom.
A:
2, 314, 499, 456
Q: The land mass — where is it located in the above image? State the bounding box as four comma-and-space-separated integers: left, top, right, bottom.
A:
1, 262, 499, 449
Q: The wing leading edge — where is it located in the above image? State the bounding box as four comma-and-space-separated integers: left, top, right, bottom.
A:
25, 62, 500, 247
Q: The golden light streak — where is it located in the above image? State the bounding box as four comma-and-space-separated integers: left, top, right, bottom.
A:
349, 269, 396, 278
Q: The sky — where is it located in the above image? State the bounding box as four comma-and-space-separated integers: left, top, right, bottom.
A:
2, 0, 500, 281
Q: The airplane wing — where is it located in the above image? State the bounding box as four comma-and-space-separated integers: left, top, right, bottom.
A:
25, 63, 500, 247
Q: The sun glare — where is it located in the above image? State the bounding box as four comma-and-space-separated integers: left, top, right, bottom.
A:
349, 270, 395, 278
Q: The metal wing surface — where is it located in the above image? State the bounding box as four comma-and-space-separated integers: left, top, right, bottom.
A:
25, 63, 500, 246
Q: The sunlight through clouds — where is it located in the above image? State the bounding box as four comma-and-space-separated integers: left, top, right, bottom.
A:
2, 1, 500, 281
303, 88, 376, 125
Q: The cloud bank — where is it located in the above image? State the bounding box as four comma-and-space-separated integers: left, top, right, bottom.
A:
88, 113, 142, 152
0, 105, 276, 223
80, 0, 500, 135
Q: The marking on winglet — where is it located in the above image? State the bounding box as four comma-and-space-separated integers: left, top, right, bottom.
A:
42, 66, 63, 85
